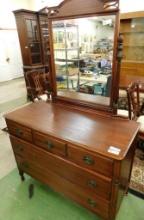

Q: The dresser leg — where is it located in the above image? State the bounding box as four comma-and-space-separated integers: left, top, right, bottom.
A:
19, 170, 25, 181
29, 184, 34, 199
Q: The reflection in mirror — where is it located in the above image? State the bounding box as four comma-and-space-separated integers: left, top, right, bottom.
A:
52, 15, 116, 106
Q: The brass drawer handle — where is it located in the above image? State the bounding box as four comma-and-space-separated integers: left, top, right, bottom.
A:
87, 180, 97, 188
83, 155, 94, 165
87, 198, 96, 208
15, 145, 23, 152
44, 141, 53, 150
15, 128, 23, 136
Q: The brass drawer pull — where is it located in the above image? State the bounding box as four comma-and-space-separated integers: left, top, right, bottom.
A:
15, 128, 23, 136
15, 145, 23, 152
44, 141, 53, 150
87, 198, 96, 208
83, 155, 94, 165
87, 180, 97, 188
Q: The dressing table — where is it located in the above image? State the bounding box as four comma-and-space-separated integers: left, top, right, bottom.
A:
5, 1, 140, 220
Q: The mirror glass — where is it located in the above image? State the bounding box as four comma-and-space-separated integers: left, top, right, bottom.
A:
52, 15, 116, 106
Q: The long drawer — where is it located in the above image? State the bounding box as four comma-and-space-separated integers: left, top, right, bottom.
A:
11, 136, 112, 200
68, 144, 113, 177
16, 155, 110, 220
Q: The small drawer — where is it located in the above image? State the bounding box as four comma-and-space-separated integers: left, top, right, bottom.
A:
33, 131, 66, 157
67, 144, 113, 177
10, 135, 33, 158
6, 120, 32, 142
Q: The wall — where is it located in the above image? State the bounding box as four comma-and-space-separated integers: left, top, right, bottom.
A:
0, 0, 31, 82
29, 0, 63, 10
120, 0, 144, 13
1, 0, 144, 82
30, 0, 144, 12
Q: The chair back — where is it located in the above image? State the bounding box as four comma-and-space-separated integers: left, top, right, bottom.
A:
25, 69, 51, 101
126, 82, 140, 120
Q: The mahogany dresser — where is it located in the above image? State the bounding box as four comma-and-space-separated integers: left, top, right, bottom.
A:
5, 102, 139, 220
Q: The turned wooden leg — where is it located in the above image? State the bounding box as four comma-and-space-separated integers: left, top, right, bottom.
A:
19, 170, 25, 181
29, 184, 34, 199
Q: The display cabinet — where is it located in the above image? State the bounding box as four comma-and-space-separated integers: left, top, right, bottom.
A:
120, 11, 144, 82
13, 10, 51, 98
38, 14, 50, 65
14, 10, 43, 66
5, 1, 140, 220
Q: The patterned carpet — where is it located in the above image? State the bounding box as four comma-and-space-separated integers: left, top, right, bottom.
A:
130, 148, 144, 197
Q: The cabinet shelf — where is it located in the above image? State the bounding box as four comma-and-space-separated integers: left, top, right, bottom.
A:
54, 48, 79, 51
123, 45, 144, 47
121, 31, 144, 34
120, 12, 144, 77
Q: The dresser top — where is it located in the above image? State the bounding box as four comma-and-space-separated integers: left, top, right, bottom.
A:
5, 101, 139, 160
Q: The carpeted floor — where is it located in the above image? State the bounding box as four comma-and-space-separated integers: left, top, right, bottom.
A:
0, 169, 144, 220
130, 149, 144, 196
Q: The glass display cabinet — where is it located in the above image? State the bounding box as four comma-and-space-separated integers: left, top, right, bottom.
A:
47, 0, 121, 113
120, 12, 144, 87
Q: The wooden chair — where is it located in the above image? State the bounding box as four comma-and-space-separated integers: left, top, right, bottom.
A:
117, 82, 139, 119
127, 82, 140, 120
126, 83, 144, 146
25, 70, 51, 102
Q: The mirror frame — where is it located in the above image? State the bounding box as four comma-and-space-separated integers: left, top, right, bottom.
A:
47, 0, 120, 113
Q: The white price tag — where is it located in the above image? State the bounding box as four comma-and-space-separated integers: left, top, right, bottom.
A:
108, 146, 121, 155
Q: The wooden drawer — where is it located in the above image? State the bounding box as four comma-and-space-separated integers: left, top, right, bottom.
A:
33, 131, 66, 157
10, 135, 33, 158
67, 144, 113, 177
6, 119, 32, 142
32, 144, 111, 200
17, 157, 109, 220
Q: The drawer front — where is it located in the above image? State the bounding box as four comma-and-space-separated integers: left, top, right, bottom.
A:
10, 135, 33, 158
6, 120, 32, 142
32, 144, 111, 200
17, 157, 109, 220
67, 144, 113, 177
33, 131, 66, 157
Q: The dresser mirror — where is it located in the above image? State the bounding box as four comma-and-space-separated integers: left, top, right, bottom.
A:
48, 0, 120, 112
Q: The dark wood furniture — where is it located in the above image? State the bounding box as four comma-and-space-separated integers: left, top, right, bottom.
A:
48, 0, 121, 112
126, 82, 140, 119
13, 9, 50, 68
126, 83, 144, 139
5, 1, 140, 220
13, 9, 51, 97
25, 70, 51, 101
5, 102, 139, 220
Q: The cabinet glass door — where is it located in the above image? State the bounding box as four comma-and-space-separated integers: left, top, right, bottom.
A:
25, 19, 42, 64
39, 18, 50, 64
52, 15, 116, 106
